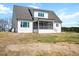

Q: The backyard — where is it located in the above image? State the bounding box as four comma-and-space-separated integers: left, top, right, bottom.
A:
0, 32, 79, 55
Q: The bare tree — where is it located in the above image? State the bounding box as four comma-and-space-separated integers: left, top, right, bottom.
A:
0, 19, 12, 32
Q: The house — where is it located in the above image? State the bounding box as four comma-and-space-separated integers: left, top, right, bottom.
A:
12, 5, 62, 33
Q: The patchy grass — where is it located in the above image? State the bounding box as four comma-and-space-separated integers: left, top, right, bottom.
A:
0, 32, 79, 55
0, 32, 79, 44
17, 32, 79, 44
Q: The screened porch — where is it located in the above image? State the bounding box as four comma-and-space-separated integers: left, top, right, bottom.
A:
33, 21, 53, 30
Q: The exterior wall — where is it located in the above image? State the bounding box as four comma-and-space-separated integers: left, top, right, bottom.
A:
13, 19, 18, 32
17, 20, 33, 33
12, 8, 18, 32
34, 11, 48, 18
53, 21, 61, 33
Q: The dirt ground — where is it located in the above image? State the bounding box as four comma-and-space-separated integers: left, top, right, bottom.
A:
4, 42, 79, 56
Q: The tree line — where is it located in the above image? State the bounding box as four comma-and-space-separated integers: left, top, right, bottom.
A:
62, 27, 79, 32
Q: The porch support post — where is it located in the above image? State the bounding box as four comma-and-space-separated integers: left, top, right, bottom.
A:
53, 20, 54, 29
38, 19, 39, 33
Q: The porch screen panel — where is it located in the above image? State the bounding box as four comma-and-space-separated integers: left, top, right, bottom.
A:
39, 21, 53, 29
33, 22, 38, 29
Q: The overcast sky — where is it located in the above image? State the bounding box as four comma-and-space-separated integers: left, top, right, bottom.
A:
0, 3, 79, 27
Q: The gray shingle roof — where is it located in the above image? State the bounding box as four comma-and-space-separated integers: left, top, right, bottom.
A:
13, 5, 62, 23
13, 5, 33, 20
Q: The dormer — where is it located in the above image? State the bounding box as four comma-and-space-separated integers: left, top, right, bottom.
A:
34, 11, 48, 18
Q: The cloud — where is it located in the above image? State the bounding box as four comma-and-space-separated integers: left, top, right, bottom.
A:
56, 8, 79, 20
27, 5, 40, 9
27, 3, 40, 9
55, 8, 79, 27
56, 8, 67, 20
0, 4, 12, 14
59, 12, 79, 20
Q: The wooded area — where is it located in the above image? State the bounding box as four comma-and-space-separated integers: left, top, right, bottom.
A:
62, 27, 79, 32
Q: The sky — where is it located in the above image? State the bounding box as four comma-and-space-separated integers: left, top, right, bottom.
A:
0, 3, 79, 27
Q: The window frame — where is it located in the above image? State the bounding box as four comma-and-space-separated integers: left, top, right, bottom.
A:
38, 12, 44, 17
56, 23, 59, 27
20, 21, 29, 28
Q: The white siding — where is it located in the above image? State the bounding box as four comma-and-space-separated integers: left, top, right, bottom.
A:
17, 20, 33, 33
34, 11, 48, 18
53, 22, 61, 33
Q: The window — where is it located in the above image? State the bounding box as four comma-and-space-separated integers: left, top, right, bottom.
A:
56, 23, 59, 27
21, 21, 29, 27
38, 12, 44, 17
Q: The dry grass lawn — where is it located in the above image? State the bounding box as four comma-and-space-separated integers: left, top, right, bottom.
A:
0, 32, 79, 56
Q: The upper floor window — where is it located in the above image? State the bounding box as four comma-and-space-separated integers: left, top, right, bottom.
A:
21, 21, 29, 27
38, 12, 44, 17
